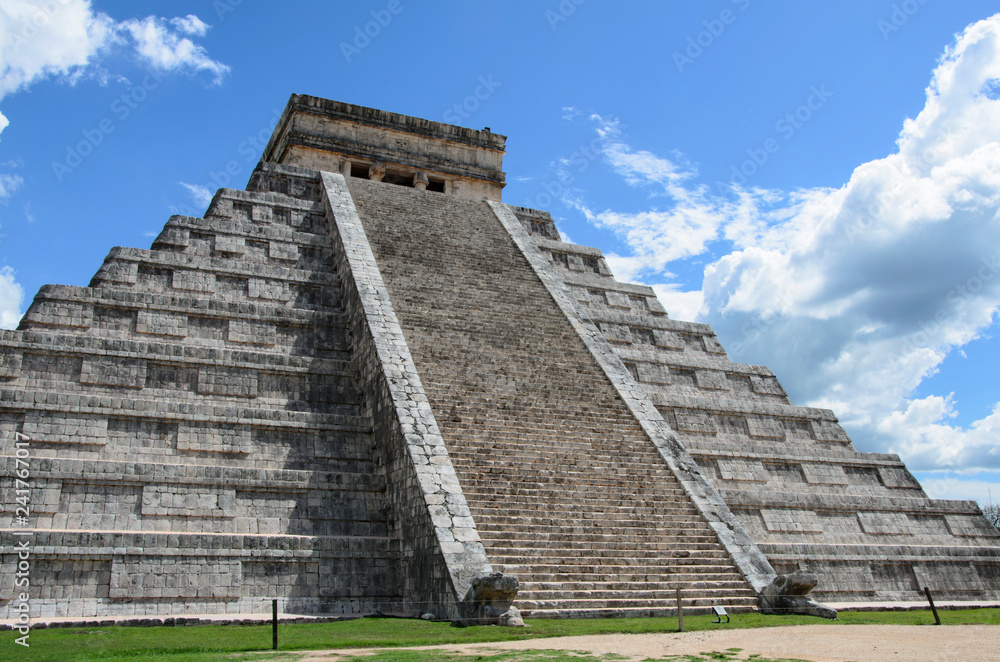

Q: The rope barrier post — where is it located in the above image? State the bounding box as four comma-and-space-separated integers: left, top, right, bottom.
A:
676, 587, 684, 632
924, 587, 941, 625
272, 598, 279, 649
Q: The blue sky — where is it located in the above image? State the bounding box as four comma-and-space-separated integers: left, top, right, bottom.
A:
1, 1, 999, 505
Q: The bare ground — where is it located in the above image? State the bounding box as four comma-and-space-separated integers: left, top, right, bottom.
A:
296, 624, 1000, 662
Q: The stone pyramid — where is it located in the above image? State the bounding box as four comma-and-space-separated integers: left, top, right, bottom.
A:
1, 95, 998, 622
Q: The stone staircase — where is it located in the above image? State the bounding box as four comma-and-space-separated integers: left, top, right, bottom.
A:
347, 178, 759, 617
529, 225, 1000, 603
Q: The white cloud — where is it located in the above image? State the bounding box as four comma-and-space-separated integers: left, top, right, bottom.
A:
170, 15, 210, 37
0, 173, 24, 201
561, 106, 581, 121
179, 182, 213, 209
0, 1, 228, 141
0, 266, 24, 329
567, 117, 734, 275
0, 0, 116, 101
572, 14, 1000, 474
122, 16, 228, 84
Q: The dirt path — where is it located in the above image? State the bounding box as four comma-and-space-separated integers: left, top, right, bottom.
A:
296, 624, 1000, 661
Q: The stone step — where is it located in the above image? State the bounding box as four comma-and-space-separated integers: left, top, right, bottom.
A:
479, 531, 720, 545
0, 387, 372, 432
495, 559, 735, 575
464, 495, 701, 512
500, 571, 745, 584
519, 604, 758, 619
155, 213, 329, 249
519, 576, 749, 591
442, 411, 653, 427
461, 483, 695, 500
20, 284, 348, 328
462, 483, 690, 496
456, 469, 683, 484
452, 451, 675, 467
93, 246, 340, 289
516, 593, 758, 611
450, 447, 673, 461
464, 493, 699, 508
454, 464, 679, 478
473, 515, 709, 530
519, 586, 757, 601
485, 545, 728, 561
10, 329, 355, 373
461, 460, 675, 474
516, 572, 746, 586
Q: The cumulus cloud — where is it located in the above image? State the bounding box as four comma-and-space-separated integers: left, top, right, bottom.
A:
572, 14, 1000, 476
0, 266, 24, 329
0, 0, 115, 96
0, 0, 115, 133
0, 1, 228, 139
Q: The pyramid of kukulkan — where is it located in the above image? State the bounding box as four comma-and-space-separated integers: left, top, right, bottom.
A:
2, 95, 999, 622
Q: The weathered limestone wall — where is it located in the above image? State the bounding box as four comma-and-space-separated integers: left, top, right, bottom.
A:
0, 165, 409, 620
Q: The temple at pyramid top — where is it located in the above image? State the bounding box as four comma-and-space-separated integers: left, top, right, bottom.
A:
261, 94, 508, 200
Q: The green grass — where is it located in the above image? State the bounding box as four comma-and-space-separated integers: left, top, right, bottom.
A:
5, 608, 998, 662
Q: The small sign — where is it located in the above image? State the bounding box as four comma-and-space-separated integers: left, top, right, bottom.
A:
712, 605, 730, 623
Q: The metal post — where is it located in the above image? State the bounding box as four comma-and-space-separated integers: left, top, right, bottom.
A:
924, 587, 941, 625
676, 587, 684, 632
272, 598, 279, 649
